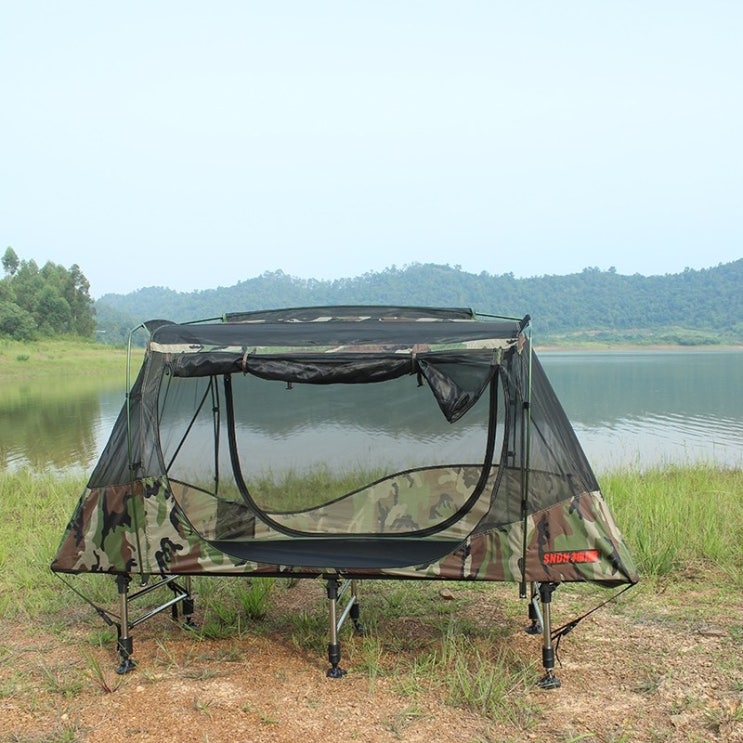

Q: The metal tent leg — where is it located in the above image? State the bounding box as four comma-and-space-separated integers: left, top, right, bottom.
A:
111, 573, 195, 674
182, 576, 196, 628
326, 577, 346, 678
525, 581, 543, 635
169, 576, 196, 629
349, 580, 364, 636
537, 582, 561, 689
115, 574, 136, 675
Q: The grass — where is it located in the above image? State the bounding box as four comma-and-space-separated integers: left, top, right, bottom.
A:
194, 579, 276, 638
0, 338, 133, 379
601, 465, 743, 579
5, 724, 85, 743
0, 470, 86, 616
418, 622, 536, 723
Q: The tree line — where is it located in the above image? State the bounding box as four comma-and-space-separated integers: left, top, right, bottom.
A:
1, 247, 96, 340
96, 259, 743, 346
2, 249, 741, 346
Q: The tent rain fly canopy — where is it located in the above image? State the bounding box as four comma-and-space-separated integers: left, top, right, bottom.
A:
52, 305, 638, 683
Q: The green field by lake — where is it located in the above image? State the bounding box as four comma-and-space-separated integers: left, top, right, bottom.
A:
0, 338, 136, 379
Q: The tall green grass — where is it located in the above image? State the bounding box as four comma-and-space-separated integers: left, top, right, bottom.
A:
411, 623, 535, 723
0, 470, 86, 616
601, 465, 743, 578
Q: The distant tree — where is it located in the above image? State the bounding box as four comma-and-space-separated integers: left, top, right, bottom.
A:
0, 299, 37, 340
36, 285, 71, 334
0, 250, 96, 339
0, 274, 14, 302
64, 263, 96, 336
11, 259, 44, 317
92, 259, 743, 346
93, 302, 136, 345
2, 247, 19, 276
3, 247, 19, 276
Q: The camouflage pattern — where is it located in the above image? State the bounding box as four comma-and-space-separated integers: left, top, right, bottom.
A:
260, 466, 495, 538
397, 489, 637, 584
52, 469, 637, 585
53, 478, 258, 576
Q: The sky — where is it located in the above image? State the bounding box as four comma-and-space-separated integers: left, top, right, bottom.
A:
1, 2, 741, 298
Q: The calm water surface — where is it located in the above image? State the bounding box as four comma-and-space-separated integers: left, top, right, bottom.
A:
540, 350, 742, 470
2, 350, 741, 475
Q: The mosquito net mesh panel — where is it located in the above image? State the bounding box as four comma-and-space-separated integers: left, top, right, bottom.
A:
161, 364, 506, 540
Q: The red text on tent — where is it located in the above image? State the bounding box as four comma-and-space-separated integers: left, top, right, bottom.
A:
542, 550, 600, 566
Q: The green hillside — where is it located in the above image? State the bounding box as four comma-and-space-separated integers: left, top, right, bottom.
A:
95, 260, 743, 346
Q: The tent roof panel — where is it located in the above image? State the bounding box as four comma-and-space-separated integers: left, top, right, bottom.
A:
224, 305, 479, 323
149, 314, 524, 355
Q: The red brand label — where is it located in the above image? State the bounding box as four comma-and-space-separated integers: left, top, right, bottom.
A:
543, 550, 600, 566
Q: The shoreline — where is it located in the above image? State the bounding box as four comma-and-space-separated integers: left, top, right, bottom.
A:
534, 343, 743, 353
1, 339, 741, 381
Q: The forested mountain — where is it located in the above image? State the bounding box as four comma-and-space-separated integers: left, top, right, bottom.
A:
97, 260, 743, 346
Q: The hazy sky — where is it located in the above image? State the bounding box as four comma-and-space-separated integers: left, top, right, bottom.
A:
2, 2, 741, 298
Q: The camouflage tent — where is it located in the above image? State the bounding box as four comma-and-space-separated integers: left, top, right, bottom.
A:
52, 306, 637, 684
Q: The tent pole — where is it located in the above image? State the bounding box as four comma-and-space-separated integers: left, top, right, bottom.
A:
349, 580, 364, 635
115, 574, 136, 674
182, 576, 196, 628
325, 577, 346, 678
125, 323, 147, 585
525, 581, 543, 635
519, 325, 533, 599
537, 582, 561, 689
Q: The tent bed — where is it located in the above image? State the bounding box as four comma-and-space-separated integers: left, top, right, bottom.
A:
52, 306, 637, 686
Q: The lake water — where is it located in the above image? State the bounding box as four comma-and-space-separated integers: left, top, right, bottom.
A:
540, 350, 742, 471
2, 350, 741, 476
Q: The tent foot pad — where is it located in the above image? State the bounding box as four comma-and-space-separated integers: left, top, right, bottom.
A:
116, 658, 136, 675
537, 671, 562, 690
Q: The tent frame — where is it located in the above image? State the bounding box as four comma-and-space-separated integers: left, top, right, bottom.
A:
52, 306, 638, 688
105, 571, 561, 685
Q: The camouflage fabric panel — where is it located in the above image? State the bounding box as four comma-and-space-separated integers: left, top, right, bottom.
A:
157, 481, 257, 573
169, 481, 256, 541
148, 479, 312, 575
52, 482, 147, 573
388, 490, 637, 584
523, 489, 638, 584
52, 479, 252, 575
473, 467, 593, 533
54, 478, 635, 583
267, 466, 497, 539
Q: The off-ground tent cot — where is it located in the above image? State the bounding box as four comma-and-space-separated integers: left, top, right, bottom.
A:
52, 305, 638, 687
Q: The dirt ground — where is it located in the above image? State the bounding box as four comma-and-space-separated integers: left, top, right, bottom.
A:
2, 575, 742, 743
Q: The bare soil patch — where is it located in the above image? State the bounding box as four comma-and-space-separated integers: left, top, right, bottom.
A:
2, 577, 742, 743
